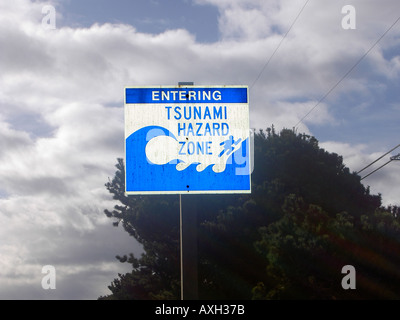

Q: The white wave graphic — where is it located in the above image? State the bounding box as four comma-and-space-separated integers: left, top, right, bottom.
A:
145, 134, 244, 173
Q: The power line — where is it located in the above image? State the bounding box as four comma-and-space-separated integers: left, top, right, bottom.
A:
357, 143, 400, 180
294, 14, 400, 129
360, 152, 400, 180
357, 144, 400, 175
360, 159, 393, 180
250, 0, 310, 90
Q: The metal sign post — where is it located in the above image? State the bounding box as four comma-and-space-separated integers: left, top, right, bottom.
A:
180, 193, 198, 300
179, 194, 183, 299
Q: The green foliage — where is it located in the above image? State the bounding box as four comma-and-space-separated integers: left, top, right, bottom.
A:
255, 195, 355, 299
99, 128, 400, 300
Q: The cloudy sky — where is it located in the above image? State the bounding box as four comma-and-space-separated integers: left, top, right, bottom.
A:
0, 0, 399, 299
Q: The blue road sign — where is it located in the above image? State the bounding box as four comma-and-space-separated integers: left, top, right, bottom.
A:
124, 85, 251, 194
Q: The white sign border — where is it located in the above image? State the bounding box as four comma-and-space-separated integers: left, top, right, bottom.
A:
124, 85, 251, 195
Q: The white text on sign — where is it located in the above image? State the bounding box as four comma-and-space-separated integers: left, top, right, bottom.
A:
152, 90, 222, 102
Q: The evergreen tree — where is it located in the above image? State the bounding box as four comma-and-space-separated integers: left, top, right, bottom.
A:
99, 129, 400, 300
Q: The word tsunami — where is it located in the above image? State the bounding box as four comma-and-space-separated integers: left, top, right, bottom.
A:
166, 106, 229, 135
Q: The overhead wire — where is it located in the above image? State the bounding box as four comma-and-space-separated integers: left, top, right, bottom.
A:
361, 159, 393, 180
247, 3, 400, 182
357, 144, 400, 175
250, 0, 311, 91
357, 144, 400, 180
294, 14, 400, 129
